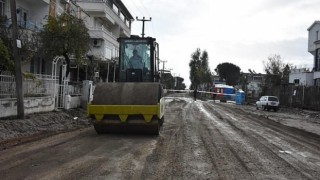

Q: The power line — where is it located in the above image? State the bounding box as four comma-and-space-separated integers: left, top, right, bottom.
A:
127, 0, 144, 18
138, 0, 155, 36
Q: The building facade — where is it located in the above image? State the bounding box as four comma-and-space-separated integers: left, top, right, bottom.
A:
307, 20, 320, 86
75, 0, 133, 62
289, 68, 314, 86
1, 0, 133, 79
1, 0, 51, 74
243, 73, 265, 98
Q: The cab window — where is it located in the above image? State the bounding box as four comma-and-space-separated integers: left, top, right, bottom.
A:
119, 40, 151, 81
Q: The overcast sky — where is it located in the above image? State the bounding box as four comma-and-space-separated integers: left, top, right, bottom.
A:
122, 0, 320, 87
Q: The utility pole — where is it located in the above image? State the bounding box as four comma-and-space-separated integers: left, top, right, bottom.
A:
10, 0, 24, 119
159, 60, 167, 81
49, 0, 56, 17
136, 16, 151, 38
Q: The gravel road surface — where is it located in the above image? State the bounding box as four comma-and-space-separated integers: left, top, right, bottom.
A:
1, 93, 319, 179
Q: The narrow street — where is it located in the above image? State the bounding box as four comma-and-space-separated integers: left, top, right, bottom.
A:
1, 93, 320, 179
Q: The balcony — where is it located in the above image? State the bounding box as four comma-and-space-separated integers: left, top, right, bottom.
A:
5, 20, 43, 32
76, 0, 130, 36
88, 26, 118, 46
20, 0, 50, 5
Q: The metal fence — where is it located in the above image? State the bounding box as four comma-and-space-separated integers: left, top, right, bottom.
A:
0, 71, 56, 99
263, 84, 320, 111
280, 85, 320, 110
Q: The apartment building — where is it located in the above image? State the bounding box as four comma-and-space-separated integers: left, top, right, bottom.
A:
1, 0, 49, 30
1, 0, 133, 79
307, 20, 320, 86
75, 0, 133, 61
1, 0, 50, 74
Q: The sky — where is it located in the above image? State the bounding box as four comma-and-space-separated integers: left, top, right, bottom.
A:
121, 0, 320, 87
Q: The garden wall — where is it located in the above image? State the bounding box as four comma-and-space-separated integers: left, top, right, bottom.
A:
0, 96, 55, 118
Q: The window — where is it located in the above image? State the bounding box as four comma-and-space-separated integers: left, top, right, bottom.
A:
113, 47, 119, 58
17, 7, 27, 28
106, 47, 112, 59
112, 4, 118, 14
268, 97, 278, 102
120, 12, 125, 22
294, 79, 299, 85
0, 0, 5, 16
317, 31, 319, 41
119, 39, 151, 81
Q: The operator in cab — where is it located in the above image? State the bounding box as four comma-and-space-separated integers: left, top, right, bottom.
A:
129, 49, 144, 69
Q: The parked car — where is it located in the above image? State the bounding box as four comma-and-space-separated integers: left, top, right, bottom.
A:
256, 96, 280, 112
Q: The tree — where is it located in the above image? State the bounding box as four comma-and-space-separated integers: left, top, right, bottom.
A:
282, 64, 291, 84
39, 13, 90, 78
263, 54, 291, 86
200, 50, 212, 88
238, 71, 248, 91
0, 38, 12, 71
189, 48, 212, 89
0, 14, 42, 73
215, 62, 241, 85
0, 18, 15, 72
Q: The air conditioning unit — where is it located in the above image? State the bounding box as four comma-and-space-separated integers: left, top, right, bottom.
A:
93, 39, 102, 47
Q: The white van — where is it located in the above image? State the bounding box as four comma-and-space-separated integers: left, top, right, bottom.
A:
256, 96, 280, 112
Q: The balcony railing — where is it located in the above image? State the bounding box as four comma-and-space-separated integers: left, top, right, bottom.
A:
5, 20, 43, 32
88, 26, 118, 46
89, 26, 117, 39
75, 0, 130, 34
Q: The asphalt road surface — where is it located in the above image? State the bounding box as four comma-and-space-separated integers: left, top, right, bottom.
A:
1, 93, 320, 179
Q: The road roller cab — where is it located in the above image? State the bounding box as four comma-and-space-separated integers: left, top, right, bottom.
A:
87, 36, 164, 135
118, 36, 160, 83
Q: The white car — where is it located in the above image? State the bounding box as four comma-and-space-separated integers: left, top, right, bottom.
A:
256, 96, 280, 112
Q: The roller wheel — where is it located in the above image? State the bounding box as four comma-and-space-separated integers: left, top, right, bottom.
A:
94, 124, 105, 134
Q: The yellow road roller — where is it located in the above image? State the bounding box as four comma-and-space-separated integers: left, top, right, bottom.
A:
88, 36, 164, 135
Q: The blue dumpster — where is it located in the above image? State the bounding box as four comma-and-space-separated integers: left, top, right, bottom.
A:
236, 90, 245, 105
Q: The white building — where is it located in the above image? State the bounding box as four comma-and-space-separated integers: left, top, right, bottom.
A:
75, 0, 133, 61
307, 21, 320, 86
289, 68, 314, 86
289, 21, 320, 86
1, 0, 51, 74
1, 0, 133, 79
0, 0, 134, 111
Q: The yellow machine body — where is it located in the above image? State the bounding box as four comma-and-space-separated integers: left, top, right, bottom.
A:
88, 37, 164, 135
88, 82, 164, 135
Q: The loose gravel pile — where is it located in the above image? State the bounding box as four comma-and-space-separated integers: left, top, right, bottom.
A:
0, 108, 92, 149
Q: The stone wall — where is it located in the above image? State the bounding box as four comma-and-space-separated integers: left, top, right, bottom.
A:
0, 96, 55, 118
